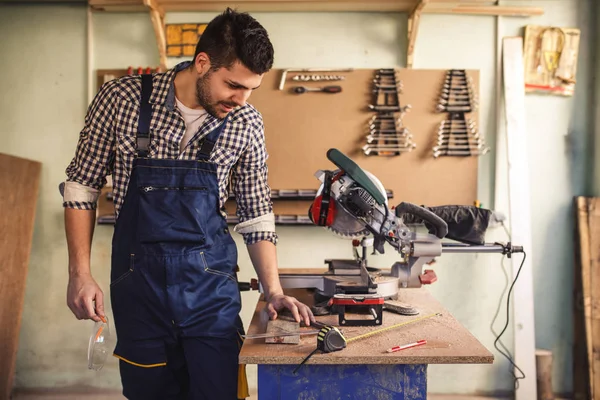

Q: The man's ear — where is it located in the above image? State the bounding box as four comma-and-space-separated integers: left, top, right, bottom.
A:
194, 52, 211, 76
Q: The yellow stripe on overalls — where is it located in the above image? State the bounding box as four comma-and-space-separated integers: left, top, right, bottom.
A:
112, 353, 167, 368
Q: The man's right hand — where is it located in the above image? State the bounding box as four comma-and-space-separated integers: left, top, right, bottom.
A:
67, 273, 105, 322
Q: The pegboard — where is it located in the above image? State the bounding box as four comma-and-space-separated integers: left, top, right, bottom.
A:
224, 68, 480, 219
95, 68, 481, 223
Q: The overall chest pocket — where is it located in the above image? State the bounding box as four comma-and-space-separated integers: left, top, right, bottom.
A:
137, 185, 210, 252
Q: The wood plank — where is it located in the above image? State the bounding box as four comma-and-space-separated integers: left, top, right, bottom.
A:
240, 287, 493, 365
89, 0, 418, 12
264, 319, 300, 344
0, 153, 42, 399
573, 196, 593, 399
88, 0, 543, 14
502, 36, 537, 400
586, 199, 600, 397
422, 5, 543, 16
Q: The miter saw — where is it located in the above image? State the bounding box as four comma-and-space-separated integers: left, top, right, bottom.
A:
277, 148, 523, 326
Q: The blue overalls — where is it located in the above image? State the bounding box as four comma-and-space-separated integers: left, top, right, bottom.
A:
110, 74, 245, 399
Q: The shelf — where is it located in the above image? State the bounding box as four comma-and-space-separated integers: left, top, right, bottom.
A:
88, 0, 543, 15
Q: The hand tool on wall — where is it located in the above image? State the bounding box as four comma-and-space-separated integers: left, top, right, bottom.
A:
292, 85, 342, 94
363, 69, 414, 156
363, 114, 415, 156
293, 74, 346, 82
434, 70, 489, 157
279, 68, 354, 90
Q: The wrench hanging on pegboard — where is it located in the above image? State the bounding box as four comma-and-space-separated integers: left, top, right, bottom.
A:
363, 69, 414, 157
433, 69, 489, 158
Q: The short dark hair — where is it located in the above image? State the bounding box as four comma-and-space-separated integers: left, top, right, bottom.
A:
194, 8, 274, 75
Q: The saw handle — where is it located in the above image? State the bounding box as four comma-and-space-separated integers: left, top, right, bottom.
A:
395, 202, 448, 239
326, 148, 386, 205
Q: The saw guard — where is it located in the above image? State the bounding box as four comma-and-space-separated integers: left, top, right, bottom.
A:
311, 169, 388, 238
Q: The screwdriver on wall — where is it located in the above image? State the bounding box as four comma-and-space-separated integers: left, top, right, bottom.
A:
293, 85, 343, 94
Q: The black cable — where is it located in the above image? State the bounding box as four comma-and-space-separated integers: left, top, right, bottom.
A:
493, 249, 527, 390
293, 348, 319, 375
490, 255, 513, 361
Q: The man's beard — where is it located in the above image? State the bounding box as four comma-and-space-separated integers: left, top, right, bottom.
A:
195, 72, 236, 119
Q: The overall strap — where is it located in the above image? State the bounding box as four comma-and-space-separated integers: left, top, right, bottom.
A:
198, 115, 230, 158
136, 74, 153, 158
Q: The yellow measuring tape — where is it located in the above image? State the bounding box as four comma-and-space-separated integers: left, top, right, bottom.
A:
345, 312, 442, 344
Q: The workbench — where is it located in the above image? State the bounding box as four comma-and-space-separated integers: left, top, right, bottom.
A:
239, 285, 493, 399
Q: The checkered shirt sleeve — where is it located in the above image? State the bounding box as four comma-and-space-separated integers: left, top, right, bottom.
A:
64, 80, 117, 210
232, 118, 278, 246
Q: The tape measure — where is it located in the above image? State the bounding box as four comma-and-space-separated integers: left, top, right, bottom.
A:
293, 312, 441, 375
316, 325, 347, 353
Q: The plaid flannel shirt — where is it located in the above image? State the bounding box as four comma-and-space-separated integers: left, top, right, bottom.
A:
63, 61, 277, 245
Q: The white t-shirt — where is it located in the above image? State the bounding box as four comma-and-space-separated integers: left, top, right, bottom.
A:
175, 96, 209, 154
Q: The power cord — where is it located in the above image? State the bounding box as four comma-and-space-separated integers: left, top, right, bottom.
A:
492, 221, 527, 389
490, 255, 513, 362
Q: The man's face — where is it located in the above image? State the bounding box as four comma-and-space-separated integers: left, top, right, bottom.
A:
196, 59, 263, 119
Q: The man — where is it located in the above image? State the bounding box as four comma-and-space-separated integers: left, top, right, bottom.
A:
62, 8, 314, 399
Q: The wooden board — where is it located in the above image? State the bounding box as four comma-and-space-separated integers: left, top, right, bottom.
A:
502, 36, 537, 400
264, 319, 300, 344
239, 286, 493, 365
523, 25, 580, 96
0, 153, 42, 399
573, 197, 600, 399
573, 197, 592, 400
225, 68, 480, 217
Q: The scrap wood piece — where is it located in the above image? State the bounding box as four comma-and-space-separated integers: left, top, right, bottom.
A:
265, 319, 300, 344
0, 153, 41, 399
574, 197, 600, 399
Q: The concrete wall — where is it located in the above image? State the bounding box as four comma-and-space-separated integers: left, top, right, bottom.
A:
0, 0, 594, 395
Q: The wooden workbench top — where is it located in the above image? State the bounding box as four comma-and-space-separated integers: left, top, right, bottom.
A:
239, 287, 493, 365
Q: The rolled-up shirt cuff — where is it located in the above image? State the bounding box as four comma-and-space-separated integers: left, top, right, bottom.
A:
61, 181, 100, 210
63, 201, 97, 210
233, 212, 276, 234
243, 231, 278, 246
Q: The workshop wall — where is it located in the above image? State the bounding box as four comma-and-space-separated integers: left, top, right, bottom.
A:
0, 0, 593, 396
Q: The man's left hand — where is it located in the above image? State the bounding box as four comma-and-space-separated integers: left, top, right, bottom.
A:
266, 293, 315, 326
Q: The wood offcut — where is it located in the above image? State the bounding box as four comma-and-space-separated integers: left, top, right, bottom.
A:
573, 196, 600, 400
0, 153, 41, 399
264, 319, 301, 344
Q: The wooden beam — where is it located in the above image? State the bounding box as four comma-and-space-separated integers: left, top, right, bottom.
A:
502, 36, 538, 400
423, 5, 544, 16
143, 0, 167, 71
89, 0, 543, 15
407, 0, 428, 68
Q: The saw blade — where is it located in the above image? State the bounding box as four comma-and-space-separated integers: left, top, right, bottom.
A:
327, 204, 370, 238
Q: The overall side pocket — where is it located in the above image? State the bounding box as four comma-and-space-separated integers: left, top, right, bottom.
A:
199, 251, 237, 282
111, 253, 135, 287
